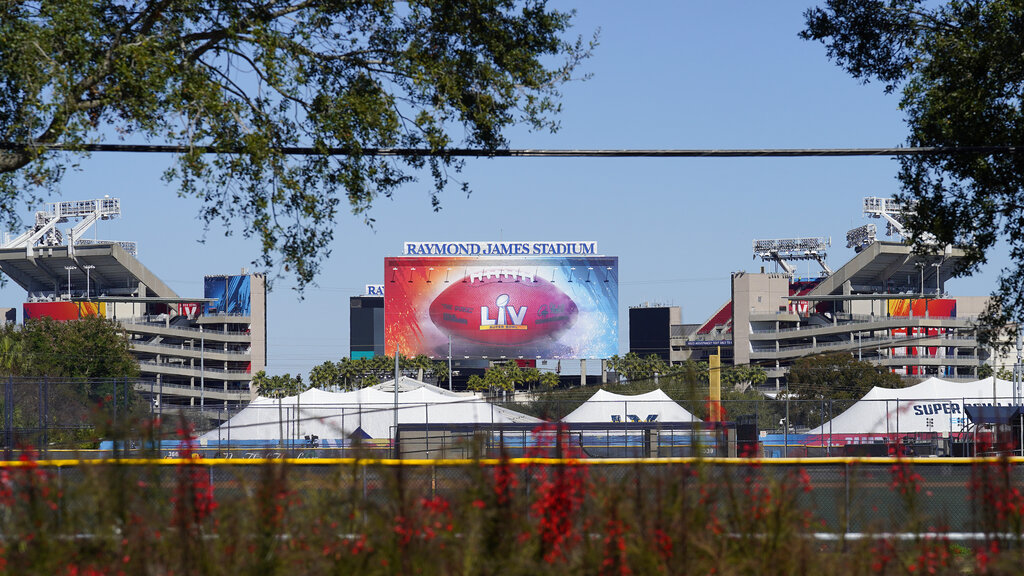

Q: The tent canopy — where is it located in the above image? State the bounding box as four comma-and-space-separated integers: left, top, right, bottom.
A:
807, 377, 1015, 435
562, 389, 701, 424
198, 377, 540, 444
964, 404, 1024, 425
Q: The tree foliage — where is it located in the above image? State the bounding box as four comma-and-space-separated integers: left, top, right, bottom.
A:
466, 362, 552, 393
605, 353, 666, 382
802, 0, 1024, 344
0, 316, 138, 381
785, 352, 902, 426
605, 352, 767, 389
305, 354, 450, 391
0, 316, 139, 423
252, 370, 306, 398
0, 1, 593, 289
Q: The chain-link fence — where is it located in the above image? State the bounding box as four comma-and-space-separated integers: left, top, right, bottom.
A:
5, 458, 1021, 536
2, 377, 1021, 461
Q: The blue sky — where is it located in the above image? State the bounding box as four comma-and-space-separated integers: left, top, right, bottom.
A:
0, 2, 1010, 376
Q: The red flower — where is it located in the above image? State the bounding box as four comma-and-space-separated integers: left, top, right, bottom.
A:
529, 462, 587, 563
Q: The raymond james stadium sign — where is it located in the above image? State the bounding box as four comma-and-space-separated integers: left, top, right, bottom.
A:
403, 241, 598, 257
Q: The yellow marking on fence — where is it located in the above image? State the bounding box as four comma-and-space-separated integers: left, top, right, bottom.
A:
1, 456, 1023, 467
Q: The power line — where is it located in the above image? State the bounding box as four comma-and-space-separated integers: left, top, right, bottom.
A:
1, 143, 1022, 158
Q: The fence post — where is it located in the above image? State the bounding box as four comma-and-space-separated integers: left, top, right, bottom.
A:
37, 379, 42, 456
828, 399, 834, 457
844, 460, 851, 538
820, 398, 825, 455
4, 375, 12, 459
56, 464, 63, 530
43, 378, 49, 458
42, 375, 48, 453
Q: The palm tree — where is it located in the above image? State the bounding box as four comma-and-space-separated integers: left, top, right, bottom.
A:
309, 361, 341, 390
0, 331, 23, 376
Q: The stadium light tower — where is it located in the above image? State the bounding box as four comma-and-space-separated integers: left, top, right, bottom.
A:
1, 198, 123, 257
863, 197, 910, 238
863, 196, 944, 247
752, 237, 832, 277
845, 223, 877, 253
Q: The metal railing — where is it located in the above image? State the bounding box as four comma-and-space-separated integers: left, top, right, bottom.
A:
131, 340, 251, 356
758, 313, 980, 334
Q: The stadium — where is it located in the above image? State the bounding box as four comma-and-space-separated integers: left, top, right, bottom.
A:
0, 198, 267, 414
639, 197, 997, 388
0, 196, 1019, 460
354, 199, 998, 392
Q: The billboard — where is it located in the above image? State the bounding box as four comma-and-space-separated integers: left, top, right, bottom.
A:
384, 256, 618, 359
204, 275, 251, 315
24, 301, 106, 321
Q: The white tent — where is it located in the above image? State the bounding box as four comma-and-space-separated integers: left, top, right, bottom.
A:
806, 377, 1015, 435
562, 389, 701, 424
198, 378, 540, 445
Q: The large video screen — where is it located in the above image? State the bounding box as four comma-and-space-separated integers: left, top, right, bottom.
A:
204, 275, 251, 315
385, 256, 618, 359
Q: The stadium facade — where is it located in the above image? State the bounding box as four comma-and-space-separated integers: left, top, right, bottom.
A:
0, 198, 266, 409
680, 198, 994, 388
351, 202, 1002, 391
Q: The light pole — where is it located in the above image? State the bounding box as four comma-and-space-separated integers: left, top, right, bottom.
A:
1014, 328, 1023, 405
199, 325, 204, 411
1016, 328, 1023, 456
784, 380, 790, 458
82, 264, 95, 300
394, 344, 400, 444
931, 262, 941, 297
63, 265, 77, 300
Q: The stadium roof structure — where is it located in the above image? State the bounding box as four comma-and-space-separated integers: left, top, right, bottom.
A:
805, 241, 962, 298
0, 242, 177, 300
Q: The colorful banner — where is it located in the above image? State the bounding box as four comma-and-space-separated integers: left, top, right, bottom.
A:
204, 275, 251, 315
24, 301, 106, 321
384, 256, 618, 359
888, 299, 956, 376
178, 302, 201, 319
887, 298, 956, 318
